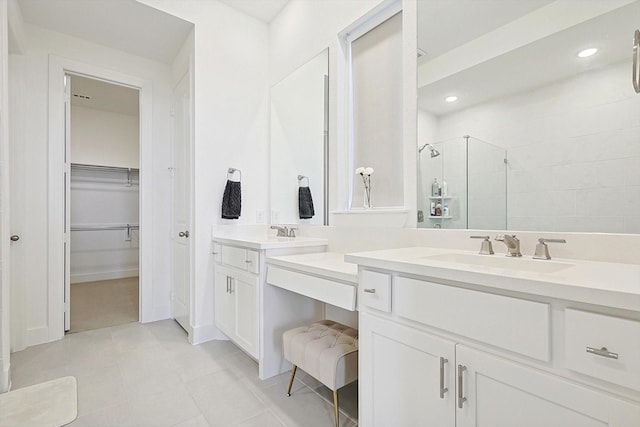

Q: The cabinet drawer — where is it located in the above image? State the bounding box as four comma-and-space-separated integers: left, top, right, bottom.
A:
395, 277, 550, 361
360, 270, 391, 313
565, 309, 640, 391
220, 245, 259, 273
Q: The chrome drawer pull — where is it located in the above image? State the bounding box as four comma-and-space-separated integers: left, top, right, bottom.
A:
439, 357, 448, 398
363, 288, 376, 293
457, 365, 467, 409
586, 346, 618, 360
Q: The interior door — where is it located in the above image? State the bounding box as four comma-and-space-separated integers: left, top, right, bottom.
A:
171, 70, 191, 332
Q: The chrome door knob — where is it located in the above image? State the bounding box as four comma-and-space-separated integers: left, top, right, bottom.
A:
10, 235, 19, 242
178, 231, 189, 238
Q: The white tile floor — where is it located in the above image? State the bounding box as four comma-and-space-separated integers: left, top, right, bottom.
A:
9, 320, 358, 427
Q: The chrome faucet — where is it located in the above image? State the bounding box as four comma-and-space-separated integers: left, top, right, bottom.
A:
495, 234, 522, 257
270, 225, 288, 237
270, 225, 297, 238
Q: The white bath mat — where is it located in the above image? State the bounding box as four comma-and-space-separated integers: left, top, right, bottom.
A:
0, 376, 78, 427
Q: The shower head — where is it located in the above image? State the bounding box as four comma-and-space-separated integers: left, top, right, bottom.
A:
419, 143, 441, 158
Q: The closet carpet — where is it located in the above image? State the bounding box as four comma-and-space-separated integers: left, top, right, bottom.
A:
70, 277, 139, 333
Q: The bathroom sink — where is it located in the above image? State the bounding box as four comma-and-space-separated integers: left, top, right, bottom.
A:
422, 253, 573, 274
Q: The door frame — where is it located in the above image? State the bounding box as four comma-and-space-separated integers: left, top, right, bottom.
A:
48, 55, 153, 341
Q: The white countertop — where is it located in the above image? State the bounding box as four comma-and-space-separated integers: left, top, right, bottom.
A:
212, 231, 328, 250
344, 247, 640, 312
267, 252, 357, 284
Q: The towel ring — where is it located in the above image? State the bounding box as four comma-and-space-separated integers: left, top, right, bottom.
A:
298, 175, 309, 187
228, 168, 242, 181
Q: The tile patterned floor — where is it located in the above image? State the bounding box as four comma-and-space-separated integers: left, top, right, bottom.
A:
9, 320, 358, 427
70, 277, 139, 333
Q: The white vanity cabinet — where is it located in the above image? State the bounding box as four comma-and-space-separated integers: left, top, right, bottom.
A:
357, 269, 640, 427
214, 265, 258, 358
211, 233, 329, 378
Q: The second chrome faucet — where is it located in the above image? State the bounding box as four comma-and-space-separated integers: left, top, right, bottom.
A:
494, 234, 522, 257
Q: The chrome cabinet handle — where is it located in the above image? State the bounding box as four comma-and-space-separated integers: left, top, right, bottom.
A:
439, 357, 448, 399
245, 260, 252, 264
178, 231, 189, 238
586, 346, 618, 360
633, 30, 640, 93
10, 235, 19, 242
363, 288, 376, 293
226, 277, 230, 293
457, 365, 467, 409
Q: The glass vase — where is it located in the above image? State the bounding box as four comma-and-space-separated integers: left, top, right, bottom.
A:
363, 187, 372, 209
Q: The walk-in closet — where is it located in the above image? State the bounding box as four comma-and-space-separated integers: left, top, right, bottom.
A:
68, 75, 140, 333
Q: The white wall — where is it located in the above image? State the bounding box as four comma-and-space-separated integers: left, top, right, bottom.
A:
431, 60, 640, 233
136, 0, 270, 343
71, 105, 140, 168
9, 23, 173, 349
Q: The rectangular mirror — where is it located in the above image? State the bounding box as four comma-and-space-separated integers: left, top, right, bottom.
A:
270, 49, 329, 225
417, 0, 640, 233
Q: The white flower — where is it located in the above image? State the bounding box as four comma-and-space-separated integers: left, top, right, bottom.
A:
364, 167, 374, 175
355, 167, 365, 175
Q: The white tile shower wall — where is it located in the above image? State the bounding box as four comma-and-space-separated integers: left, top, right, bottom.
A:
433, 60, 640, 233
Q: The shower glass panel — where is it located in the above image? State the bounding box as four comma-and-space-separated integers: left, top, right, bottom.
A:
417, 136, 506, 230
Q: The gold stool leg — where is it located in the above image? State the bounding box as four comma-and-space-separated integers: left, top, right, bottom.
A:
333, 389, 339, 427
286, 365, 297, 396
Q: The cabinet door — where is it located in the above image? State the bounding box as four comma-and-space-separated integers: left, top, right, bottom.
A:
233, 274, 258, 358
455, 345, 640, 427
214, 271, 235, 338
360, 312, 455, 427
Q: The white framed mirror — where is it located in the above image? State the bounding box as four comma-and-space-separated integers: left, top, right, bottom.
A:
270, 49, 329, 225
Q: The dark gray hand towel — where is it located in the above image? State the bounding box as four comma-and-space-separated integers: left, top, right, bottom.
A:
298, 186, 315, 219
222, 180, 241, 219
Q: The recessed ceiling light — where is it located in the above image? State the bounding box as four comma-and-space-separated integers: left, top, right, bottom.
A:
577, 48, 598, 58
445, 96, 458, 103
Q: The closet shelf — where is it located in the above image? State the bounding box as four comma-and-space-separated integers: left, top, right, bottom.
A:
71, 163, 139, 186
70, 163, 139, 173
70, 224, 139, 232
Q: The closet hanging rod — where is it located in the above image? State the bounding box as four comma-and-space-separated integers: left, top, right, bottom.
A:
70, 163, 140, 174
70, 224, 139, 232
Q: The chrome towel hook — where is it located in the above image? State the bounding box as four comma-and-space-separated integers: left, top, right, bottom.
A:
633, 29, 640, 93
297, 175, 309, 187
227, 168, 242, 181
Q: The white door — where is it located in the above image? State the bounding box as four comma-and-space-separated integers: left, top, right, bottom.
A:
455, 345, 640, 427
359, 312, 456, 427
171, 71, 191, 332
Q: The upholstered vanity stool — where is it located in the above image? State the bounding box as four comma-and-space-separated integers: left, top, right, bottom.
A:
283, 320, 358, 427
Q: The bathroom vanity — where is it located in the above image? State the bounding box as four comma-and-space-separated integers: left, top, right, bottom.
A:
212, 228, 328, 379
345, 247, 640, 426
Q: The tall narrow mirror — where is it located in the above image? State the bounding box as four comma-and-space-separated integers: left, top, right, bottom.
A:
270, 49, 329, 225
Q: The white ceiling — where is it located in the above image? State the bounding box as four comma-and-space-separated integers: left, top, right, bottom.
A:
417, 0, 554, 62
17, 0, 193, 64
70, 75, 139, 116
418, 1, 639, 115
217, 0, 289, 23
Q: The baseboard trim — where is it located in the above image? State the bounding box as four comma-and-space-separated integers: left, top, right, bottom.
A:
70, 269, 139, 284
0, 360, 10, 392
26, 327, 50, 347
190, 323, 225, 345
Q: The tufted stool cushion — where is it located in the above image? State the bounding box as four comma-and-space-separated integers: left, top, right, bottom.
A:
283, 319, 358, 391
